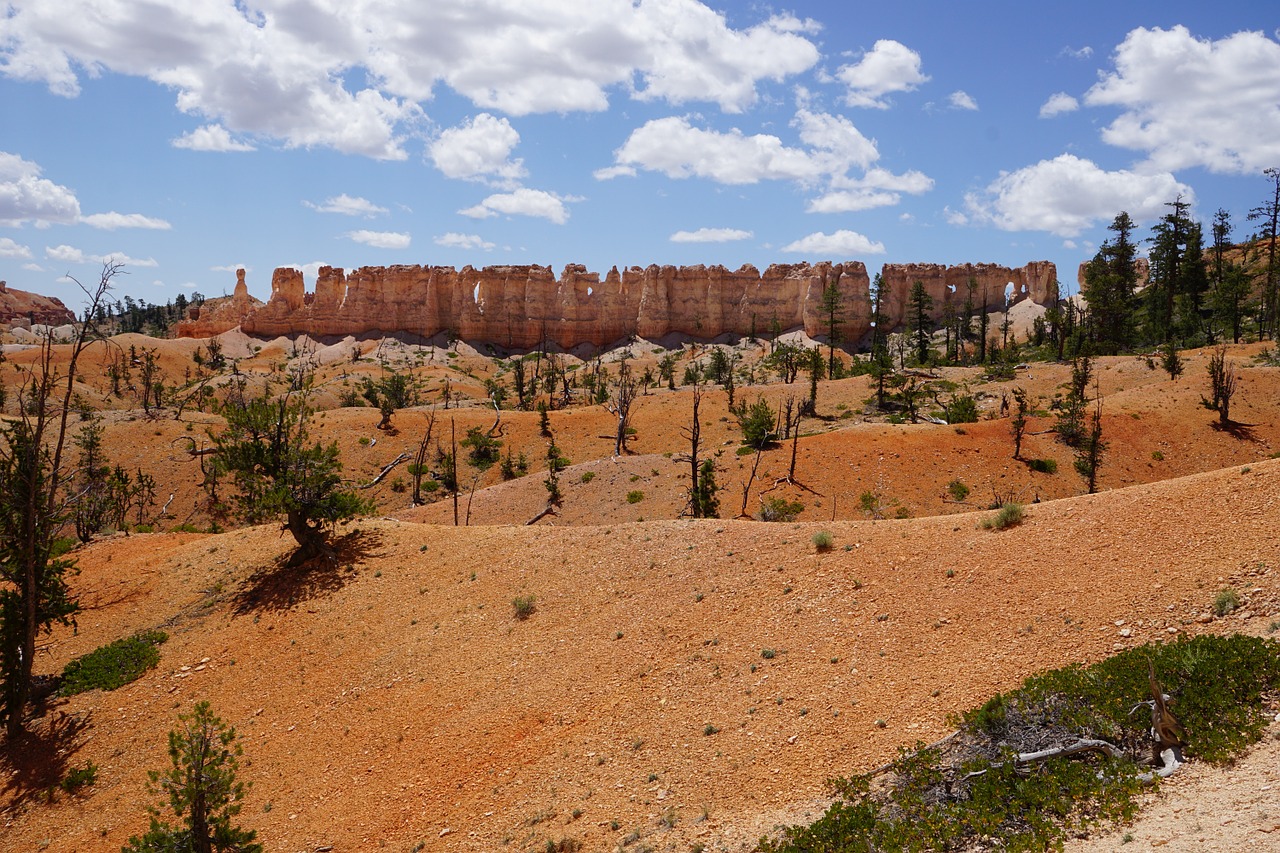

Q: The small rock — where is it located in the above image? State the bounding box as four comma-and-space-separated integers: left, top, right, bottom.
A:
440, 827, 451, 837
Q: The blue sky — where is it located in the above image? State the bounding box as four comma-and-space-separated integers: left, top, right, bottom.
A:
1, 1, 1278, 311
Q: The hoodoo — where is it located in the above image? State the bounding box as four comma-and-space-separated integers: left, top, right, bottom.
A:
176, 260, 1057, 348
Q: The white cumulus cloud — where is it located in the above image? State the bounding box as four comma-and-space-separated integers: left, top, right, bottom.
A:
429, 113, 526, 186
964, 153, 1193, 237
44, 244, 158, 267
459, 188, 574, 224
1084, 26, 1280, 173
434, 232, 496, 251
1039, 92, 1079, 118
81, 211, 171, 230
836, 40, 929, 108
782, 229, 885, 256
1, 1, 821, 158
0, 237, 33, 258
171, 124, 255, 153
670, 228, 752, 243
0, 151, 80, 226
305, 194, 388, 217
949, 90, 978, 111
347, 230, 411, 249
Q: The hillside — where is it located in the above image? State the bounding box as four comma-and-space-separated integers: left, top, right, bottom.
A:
1, 331, 1279, 851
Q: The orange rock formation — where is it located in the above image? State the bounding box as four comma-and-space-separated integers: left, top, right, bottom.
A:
177, 260, 1058, 349
0, 279, 76, 327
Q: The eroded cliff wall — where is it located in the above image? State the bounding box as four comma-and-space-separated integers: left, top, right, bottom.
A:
178, 260, 1056, 349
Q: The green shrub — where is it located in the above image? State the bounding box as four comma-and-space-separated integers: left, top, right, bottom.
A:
759, 634, 1280, 853
60, 630, 167, 695
61, 762, 98, 793
1214, 588, 1241, 617
580, 471, 595, 484
512, 595, 537, 621
946, 480, 970, 502
626, 490, 644, 504
812, 531, 834, 552
1027, 458, 1058, 474
761, 648, 776, 660
981, 503, 1024, 531
760, 497, 804, 522
944, 394, 979, 424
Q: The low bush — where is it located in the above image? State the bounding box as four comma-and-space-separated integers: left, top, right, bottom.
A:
61, 762, 98, 793
760, 497, 804, 522
812, 531, 834, 552
981, 502, 1024, 530
759, 634, 1280, 852
1214, 587, 1241, 617
626, 490, 644, 504
60, 630, 167, 696
1027, 458, 1058, 474
512, 595, 537, 621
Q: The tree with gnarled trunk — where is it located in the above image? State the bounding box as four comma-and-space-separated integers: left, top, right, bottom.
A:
211, 379, 369, 565
0, 262, 114, 741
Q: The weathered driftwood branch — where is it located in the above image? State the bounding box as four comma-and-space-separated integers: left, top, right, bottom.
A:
359, 452, 409, 489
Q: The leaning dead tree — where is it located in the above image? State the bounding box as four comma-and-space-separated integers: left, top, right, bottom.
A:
605, 361, 638, 456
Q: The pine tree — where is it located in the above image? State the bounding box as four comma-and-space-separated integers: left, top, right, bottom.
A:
1082, 212, 1140, 354
907, 280, 934, 365
123, 702, 261, 853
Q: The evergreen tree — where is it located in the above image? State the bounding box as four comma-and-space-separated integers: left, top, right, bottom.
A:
907, 280, 934, 365
212, 381, 369, 565
124, 702, 261, 853
1248, 167, 1280, 337
1081, 212, 1139, 354
819, 280, 844, 379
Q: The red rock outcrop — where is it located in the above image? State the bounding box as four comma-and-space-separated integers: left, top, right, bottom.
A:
0, 279, 76, 327
1076, 258, 1151, 292
178, 260, 1057, 349
175, 269, 264, 338
877, 262, 1058, 331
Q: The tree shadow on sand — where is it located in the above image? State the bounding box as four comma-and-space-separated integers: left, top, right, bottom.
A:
232, 529, 384, 615
2, 708, 90, 807
1210, 419, 1260, 442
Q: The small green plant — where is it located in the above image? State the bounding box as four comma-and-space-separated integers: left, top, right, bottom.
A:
61, 761, 98, 793
123, 702, 261, 853
580, 471, 595, 483
1151, 450, 1164, 461
1213, 587, 1241, 617
812, 531, 834, 552
358, 436, 371, 446
946, 480, 970, 502
512, 595, 537, 621
1027, 458, 1058, 474
703, 723, 720, 736
626, 490, 644, 504
760, 497, 804, 522
981, 502, 1024, 531
761, 648, 776, 660
60, 630, 167, 695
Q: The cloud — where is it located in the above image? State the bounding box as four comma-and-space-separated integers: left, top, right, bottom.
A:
434, 232, 496, 251
806, 189, 900, 213
1084, 26, 1280, 173
606, 111, 878, 186
210, 263, 249, 273
1060, 45, 1093, 59
44, 244, 158, 267
836, 40, 929, 108
670, 227, 752, 243
1039, 92, 1079, 118
0, 237, 32, 259
459, 188, 574, 224
782, 229, 885, 256
1, 2, 821, 158
0, 151, 80, 226
948, 90, 978, 111
81, 211, 172, 230
429, 113, 526, 186
346, 230, 411, 249
964, 153, 1193, 237
171, 124, 255, 153
305, 194, 388, 217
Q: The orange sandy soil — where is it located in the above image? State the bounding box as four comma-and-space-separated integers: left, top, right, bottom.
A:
2, 332, 1280, 852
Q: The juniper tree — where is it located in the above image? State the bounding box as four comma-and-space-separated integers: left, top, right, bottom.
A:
211, 380, 369, 565
0, 263, 114, 739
